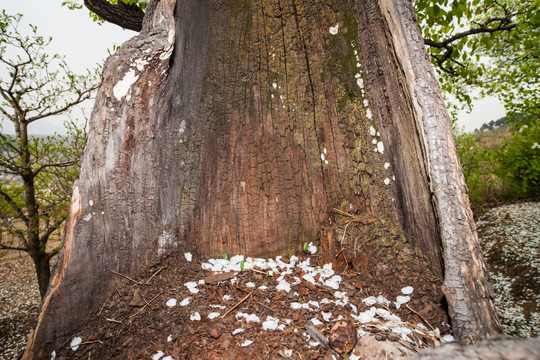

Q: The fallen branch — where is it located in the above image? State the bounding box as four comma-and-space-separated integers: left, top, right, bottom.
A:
106, 318, 122, 324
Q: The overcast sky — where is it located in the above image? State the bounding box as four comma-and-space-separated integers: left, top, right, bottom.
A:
1, 1, 505, 134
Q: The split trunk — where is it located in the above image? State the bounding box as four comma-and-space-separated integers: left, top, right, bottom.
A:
24, 0, 500, 358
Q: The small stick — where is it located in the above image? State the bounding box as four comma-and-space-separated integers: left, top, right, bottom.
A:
221, 292, 252, 318
145, 266, 167, 285
141, 295, 156, 311
66, 340, 102, 349
406, 304, 435, 331
249, 268, 268, 275
111, 270, 140, 285
106, 318, 122, 324
129, 293, 161, 318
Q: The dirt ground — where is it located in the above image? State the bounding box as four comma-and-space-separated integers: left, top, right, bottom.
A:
1, 201, 538, 359
50, 248, 449, 360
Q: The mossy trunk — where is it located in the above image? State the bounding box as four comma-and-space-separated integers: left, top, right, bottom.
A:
24, 0, 500, 358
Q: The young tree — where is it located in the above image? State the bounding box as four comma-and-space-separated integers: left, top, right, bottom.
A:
0, 10, 98, 300
24, 0, 501, 358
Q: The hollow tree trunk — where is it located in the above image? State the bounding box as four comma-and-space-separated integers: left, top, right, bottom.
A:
24, 0, 500, 358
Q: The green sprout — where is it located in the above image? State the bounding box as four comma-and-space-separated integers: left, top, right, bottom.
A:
222, 252, 228, 260
240, 259, 245, 271
303, 242, 309, 252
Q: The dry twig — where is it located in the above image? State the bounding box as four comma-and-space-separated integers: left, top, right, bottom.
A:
221, 292, 252, 318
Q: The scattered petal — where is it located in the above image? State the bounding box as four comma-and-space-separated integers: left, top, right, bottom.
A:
184, 252, 192, 262
152, 351, 164, 360
208, 312, 220, 319
401, 286, 414, 295
240, 339, 253, 347
329, 24, 339, 35
166, 298, 177, 307
179, 298, 191, 306
190, 312, 201, 321
70, 337, 82, 351
232, 328, 245, 335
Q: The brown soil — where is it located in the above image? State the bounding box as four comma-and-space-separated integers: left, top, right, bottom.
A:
51, 249, 449, 359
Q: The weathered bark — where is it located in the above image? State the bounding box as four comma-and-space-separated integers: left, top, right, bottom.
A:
84, 0, 145, 32
24, 0, 499, 357
377, 0, 501, 342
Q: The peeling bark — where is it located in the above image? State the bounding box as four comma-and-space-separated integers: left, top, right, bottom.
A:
24, 0, 500, 357
377, 0, 501, 342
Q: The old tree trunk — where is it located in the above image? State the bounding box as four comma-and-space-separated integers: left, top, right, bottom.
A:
24, 0, 501, 357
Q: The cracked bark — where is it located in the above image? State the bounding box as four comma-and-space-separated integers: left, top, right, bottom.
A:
24, 0, 500, 357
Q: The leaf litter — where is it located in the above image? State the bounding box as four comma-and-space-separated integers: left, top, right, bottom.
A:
53, 246, 453, 359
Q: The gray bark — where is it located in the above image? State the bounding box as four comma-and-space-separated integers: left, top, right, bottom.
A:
378, 0, 501, 342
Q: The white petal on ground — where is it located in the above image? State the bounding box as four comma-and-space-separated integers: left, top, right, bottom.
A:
210, 304, 226, 309
240, 339, 253, 347
310, 318, 323, 326
291, 302, 302, 309
396, 295, 411, 305
166, 298, 177, 307
362, 296, 377, 306
223, 295, 232, 301
152, 351, 164, 360
262, 316, 281, 330
401, 286, 414, 295
70, 337, 82, 351
349, 303, 358, 314
184, 282, 199, 293
384, 162, 390, 169
276, 280, 291, 292
208, 312, 220, 319
377, 141, 385, 154
322, 312, 332, 322
309, 341, 320, 347
184, 252, 192, 262
163, 357, 174, 360
179, 298, 191, 306
307, 242, 317, 254
376, 295, 390, 306
329, 24, 339, 35
236, 312, 260, 323
369, 126, 376, 136
246, 282, 256, 288
232, 328, 245, 335
190, 312, 201, 321
167, 335, 172, 342
442, 334, 455, 342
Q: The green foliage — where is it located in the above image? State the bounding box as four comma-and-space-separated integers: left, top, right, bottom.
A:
495, 115, 540, 197
455, 127, 499, 206
240, 259, 245, 271
415, 0, 539, 119
455, 119, 539, 211
302, 242, 308, 253
222, 252, 228, 260
62, 0, 147, 25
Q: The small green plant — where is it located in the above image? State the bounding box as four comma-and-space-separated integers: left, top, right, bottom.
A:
240, 259, 245, 271
222, 252, 228, 260
303, 242, 309, 252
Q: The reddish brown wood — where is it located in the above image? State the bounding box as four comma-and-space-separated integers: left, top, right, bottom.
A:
24, 0, 500, 357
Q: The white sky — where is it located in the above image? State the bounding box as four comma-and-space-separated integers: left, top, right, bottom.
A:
1, 1, 505, 135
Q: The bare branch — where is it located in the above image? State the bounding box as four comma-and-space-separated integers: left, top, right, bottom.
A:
0, 243, 28, 252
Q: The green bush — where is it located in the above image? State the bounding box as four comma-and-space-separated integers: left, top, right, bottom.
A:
496, 115, 540, 197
